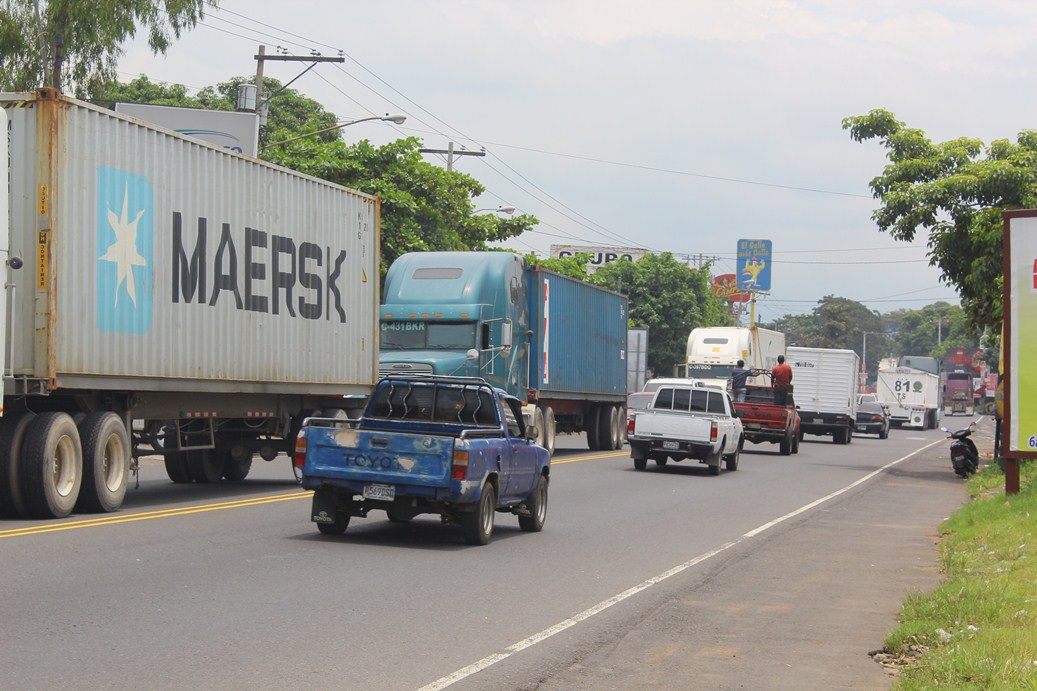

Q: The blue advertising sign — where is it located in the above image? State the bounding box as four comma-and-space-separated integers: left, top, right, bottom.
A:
736, 239, 772, 291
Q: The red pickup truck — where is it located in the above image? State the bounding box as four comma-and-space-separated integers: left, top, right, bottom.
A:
735, 384, 802, 455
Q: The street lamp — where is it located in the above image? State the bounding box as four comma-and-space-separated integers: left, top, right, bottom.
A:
265, 113, 407, 149
474, 206, 516, 215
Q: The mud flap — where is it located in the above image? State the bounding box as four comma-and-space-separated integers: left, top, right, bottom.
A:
311, 489, 338, 524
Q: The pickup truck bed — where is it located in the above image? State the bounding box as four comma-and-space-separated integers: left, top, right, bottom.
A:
735, 385, 801, 455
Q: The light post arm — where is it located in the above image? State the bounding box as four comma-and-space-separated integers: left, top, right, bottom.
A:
265, 114, 406, 150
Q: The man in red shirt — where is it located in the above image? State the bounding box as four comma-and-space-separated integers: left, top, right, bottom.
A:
772, 354, 793, 406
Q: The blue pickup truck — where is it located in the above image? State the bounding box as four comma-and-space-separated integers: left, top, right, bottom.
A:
295, 375, 551, 545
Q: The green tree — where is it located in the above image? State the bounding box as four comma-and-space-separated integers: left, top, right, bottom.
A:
842, 109, 1037, 333
589, 254, 730, 375
0, 0, 213, 96
893, 302, 975, 359
264, 135, 536, 277
91, 74, 204, 107
522, 253, 593, 279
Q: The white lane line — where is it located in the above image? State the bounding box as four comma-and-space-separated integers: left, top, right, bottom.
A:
417, 438, 946, 691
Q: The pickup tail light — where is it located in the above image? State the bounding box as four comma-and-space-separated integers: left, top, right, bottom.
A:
710, 421, 718, 442
293, 432, 307, 473
627, 417, 636, 434
451, 446, 469, 481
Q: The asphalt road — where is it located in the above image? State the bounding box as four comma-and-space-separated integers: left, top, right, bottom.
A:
0, 422, 973, 690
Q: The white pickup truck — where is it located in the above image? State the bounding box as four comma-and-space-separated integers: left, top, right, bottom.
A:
627, 381, 744, 475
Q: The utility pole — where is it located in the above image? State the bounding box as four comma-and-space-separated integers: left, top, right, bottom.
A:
419, 142, 486, 171
252, 45, 345, 143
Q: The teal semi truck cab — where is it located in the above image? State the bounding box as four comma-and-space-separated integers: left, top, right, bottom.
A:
379, 252, 629, 454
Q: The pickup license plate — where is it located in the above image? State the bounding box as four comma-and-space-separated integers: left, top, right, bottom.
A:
744, 423, 761, 430
856, 424, 867, 432
662, 440, 680, 450
363, 483, 395, 501
813, 418, 823, 424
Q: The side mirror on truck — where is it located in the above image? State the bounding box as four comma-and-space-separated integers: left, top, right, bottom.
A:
525, 425, 539, 442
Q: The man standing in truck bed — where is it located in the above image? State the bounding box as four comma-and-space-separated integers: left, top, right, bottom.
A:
772, 354, 793, 406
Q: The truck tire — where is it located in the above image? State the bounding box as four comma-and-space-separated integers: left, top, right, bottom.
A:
585, 405, 601, 451
164, 452, 192, 483
20, 412, 83, 519
532, 407, 546, 448
791, 429, 801, 454
724, 439, 741, 471
0, 412, 36, 518
542, 406, 556, 455
654, 456, 668, 467
75, 412, 130, 513
832, 428, 845, 444
611, 405, 625, 450
518, 474, 548, 532
221, 447, 254, 481
187, 450, 223, 483
462, 482, 496, 545
846, 425, 853, 443
779, 429, 792, 456
600, 405, 620, 450
633, 455, 647, 470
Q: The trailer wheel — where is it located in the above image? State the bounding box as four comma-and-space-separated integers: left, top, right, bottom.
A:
542, 406, 556, 455
518, 474, 548, 532
221, 449, 253, 481
75, 412, 129, 513
164, 453, 192, 483
610, 405, 625, 450
187, 450, 223, 483
598, 405, 619, 450
20, 412, 83, 519
532, 407, 546, 448
585, 405, 601, 451
0, 412, 36, 518
462, 482, 496, 545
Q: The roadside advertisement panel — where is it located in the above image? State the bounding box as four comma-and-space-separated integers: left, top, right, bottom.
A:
1003, 211, 1037, 458
115, 103, 259, 156
736, 239, 772, 291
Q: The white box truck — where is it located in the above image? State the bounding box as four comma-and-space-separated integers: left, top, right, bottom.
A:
876, 364, 942, 429
787, 346, 860, 444
0, 90, 380, 519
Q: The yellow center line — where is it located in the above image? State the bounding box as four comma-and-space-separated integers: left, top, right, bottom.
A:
0, 451, 626, 539
0, 491, 313, 539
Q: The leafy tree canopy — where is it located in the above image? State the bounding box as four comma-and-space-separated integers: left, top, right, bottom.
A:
589, 254, 730, 375
521, 252, 595, 279
263, 135, 536, 277
0, 0, 213, 96
842, 109, 1037, 333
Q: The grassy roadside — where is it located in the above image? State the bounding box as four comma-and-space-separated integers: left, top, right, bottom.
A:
884, 460, 1037, 689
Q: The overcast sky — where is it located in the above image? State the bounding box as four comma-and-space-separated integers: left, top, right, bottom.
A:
118, 0, 1035, 323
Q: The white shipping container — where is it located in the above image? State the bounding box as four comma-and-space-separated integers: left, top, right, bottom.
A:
3, 90, 379, 395
786, 346, 860, 417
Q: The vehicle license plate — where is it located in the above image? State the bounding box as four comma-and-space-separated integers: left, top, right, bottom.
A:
744, 423, 761, 430
813, 418, 823, 424
363, 483, 395, 501
662, 440, 680, 450
856, 425, 867, 432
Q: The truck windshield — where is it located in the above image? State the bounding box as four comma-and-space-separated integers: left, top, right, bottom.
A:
685, 363, 737, 379
381, 321, 477, 350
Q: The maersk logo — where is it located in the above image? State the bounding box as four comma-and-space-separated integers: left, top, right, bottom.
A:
96, 167, 153, 333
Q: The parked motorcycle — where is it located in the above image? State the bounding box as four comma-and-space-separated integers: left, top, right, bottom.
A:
941, 422, 980, 478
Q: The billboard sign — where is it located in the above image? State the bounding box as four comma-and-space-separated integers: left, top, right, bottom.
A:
736, 238, 772, 291
550, 245, 649, 273
1002, 210, 1037, 458
711, 273, 751, 302
115, 103, 259, 156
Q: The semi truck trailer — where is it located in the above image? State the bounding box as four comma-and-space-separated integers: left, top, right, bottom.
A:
378, 251, 629, 454
0, 90, 379, 519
